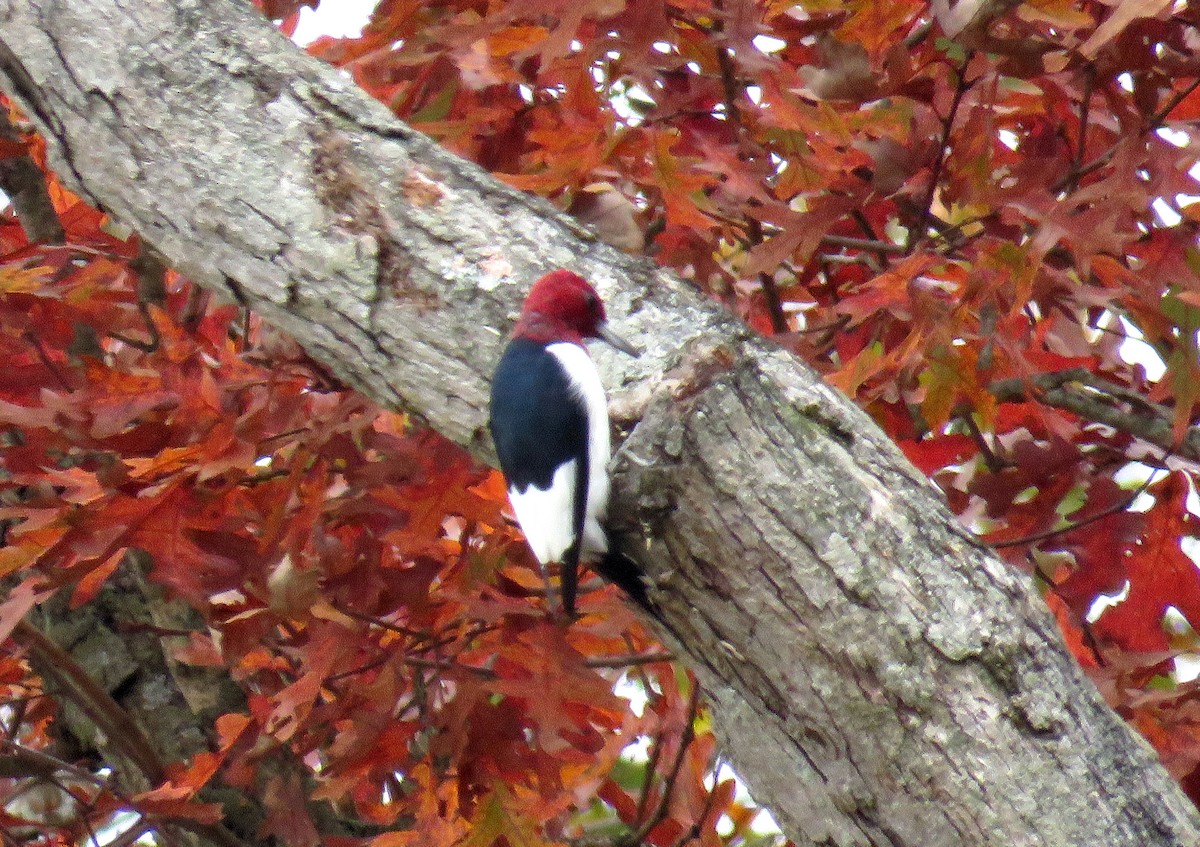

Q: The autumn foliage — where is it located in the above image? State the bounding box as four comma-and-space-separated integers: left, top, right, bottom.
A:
4, 0, 1200, 843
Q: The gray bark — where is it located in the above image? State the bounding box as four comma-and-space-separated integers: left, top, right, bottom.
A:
1, 1, 1197, 845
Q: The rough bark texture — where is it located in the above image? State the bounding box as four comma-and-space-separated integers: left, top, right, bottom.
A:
1, 1, 1198, 845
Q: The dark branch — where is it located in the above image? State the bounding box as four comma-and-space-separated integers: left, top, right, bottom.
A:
0, 112, 64, 243
909, 55, 973, 251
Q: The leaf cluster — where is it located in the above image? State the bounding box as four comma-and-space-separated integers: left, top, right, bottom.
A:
0, 124, 742, 845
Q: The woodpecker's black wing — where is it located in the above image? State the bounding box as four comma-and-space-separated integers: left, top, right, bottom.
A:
489, 337, 590, 613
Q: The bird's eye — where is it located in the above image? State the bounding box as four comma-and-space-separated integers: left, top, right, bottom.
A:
585, 292, 599, 310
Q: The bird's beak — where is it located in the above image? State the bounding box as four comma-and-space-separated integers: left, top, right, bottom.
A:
596, 322, 641, 357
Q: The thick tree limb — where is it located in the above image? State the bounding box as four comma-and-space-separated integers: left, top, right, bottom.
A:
1, 2, 1198, 845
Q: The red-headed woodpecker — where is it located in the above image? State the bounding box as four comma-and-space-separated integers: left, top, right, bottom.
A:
489, 270, 642, 616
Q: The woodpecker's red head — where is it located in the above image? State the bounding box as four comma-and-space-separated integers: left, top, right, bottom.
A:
513, 270, 639, 355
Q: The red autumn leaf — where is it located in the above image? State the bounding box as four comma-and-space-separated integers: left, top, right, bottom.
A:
1094, 474, 1200, 652
898, 433, 976, 476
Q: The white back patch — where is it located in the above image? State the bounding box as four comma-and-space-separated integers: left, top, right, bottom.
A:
548, 342, 611, 557
509, 459, 578, 564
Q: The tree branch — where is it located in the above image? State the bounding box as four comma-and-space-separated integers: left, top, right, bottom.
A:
11, 620, 165, 785
908, 55, 973, 251
989, 368, 1200, 462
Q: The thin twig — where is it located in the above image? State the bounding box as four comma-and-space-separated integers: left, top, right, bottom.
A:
819, 234, 907, 255
619, 685, 701, 847
1066, 67, 1095, 194
706, 211, 805, 327
12, 621, 165, 784
960, 412, 1004, 473
0, 740, 112, 791
109, 299, 161, 353
1151, 76, 1200, 127
713, 38, 789, 335
328, 602, 424, 639
909, 56, 974, 251
585, 651, 675, 669
1053, 76, 1200, 194
989, 368, 1200, 463
22, 331, 72, 392
669, 752, 724, 847
634, 729, 665, 826
990, 464, 1162, 549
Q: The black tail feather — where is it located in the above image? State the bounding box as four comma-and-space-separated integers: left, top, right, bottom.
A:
595, 550, 657, 618
561, 540, 580, 616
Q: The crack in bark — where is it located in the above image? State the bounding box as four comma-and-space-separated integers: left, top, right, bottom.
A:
0, 43, 87, 200
222, 273, 250, 309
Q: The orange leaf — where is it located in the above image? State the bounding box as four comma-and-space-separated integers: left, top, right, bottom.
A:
0, 578, 48, 645
133, 783, 225, 824
69, 547, 124, 608
488, 25, 549, 56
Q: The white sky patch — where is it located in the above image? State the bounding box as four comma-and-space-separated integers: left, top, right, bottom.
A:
753, 34, 786, 54
1166, 607, 1200, 683
1086, 580, 1129, 623
1158, 127, 1190, 147
702, 760, 783, 838
1118, 316, 1167, 381
1113, 461, 1159, 488
998, 129, 1018, 150
1153, 196, 1183, 226
611, 81, 652, 126
1128, 489, 1157, 513
1178, 655, 1200, 683
613, 677, 782, 839
292, 0, 376, 46
614, 674, 648, 717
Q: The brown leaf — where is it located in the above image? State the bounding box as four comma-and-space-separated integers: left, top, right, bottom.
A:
567, 183, 645, 253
